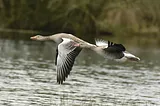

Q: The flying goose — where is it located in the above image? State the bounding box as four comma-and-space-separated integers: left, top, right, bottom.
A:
30, 33, 140, 84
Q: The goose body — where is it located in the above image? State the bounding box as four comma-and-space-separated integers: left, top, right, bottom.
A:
31, 33, 140, 84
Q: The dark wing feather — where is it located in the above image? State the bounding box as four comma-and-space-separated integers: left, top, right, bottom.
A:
104, 41, 126, 59
107, 43, 126, 52
55, 47, 58, 65
95, 39, 126, 59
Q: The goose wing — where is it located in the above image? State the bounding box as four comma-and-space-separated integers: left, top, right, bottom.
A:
95, 39, 126, 59
56, 38, 82, 84
95, 39, 109, 46
104, 43, 125, 59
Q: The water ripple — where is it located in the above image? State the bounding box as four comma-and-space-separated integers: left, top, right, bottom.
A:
0, 39, 160, 105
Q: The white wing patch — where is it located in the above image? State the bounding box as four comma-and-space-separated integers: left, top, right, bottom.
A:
95, 39, 108, 47
62, 38, 73, 44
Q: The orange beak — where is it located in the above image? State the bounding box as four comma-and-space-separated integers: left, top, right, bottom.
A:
30, 36, 37, 40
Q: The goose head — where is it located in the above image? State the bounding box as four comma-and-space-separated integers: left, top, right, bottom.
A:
30, 35, 49, 41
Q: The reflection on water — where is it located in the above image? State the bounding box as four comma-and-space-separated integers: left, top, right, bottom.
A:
0, 39, 160, 106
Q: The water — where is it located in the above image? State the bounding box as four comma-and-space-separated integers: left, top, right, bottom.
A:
0, 39, 160, 106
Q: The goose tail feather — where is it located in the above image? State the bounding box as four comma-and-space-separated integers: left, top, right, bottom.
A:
123, 51, 140, 61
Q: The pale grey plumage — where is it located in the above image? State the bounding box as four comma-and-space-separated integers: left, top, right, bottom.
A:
56, 38, 81, 84
30, 33, 140, 84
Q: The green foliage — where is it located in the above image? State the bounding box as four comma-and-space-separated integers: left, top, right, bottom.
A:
98, 0, 160, 36
0, 0, 160, 38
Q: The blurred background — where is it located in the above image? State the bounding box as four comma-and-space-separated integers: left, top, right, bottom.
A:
0, 0, 160, 45
0, 0, 160, 105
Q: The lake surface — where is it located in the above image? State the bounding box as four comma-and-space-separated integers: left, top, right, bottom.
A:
0, 39, 160, 106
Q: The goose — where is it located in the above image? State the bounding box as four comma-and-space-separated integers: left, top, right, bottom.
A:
30, 33, 140, 84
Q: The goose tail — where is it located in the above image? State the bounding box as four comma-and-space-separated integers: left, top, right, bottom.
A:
123, 51, 140, 61
115, 51, 140, 62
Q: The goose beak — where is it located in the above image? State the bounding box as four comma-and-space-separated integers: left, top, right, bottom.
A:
30, 36, 36, 40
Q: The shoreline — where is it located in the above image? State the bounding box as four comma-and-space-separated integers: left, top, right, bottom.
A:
0, 28, 159, 48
